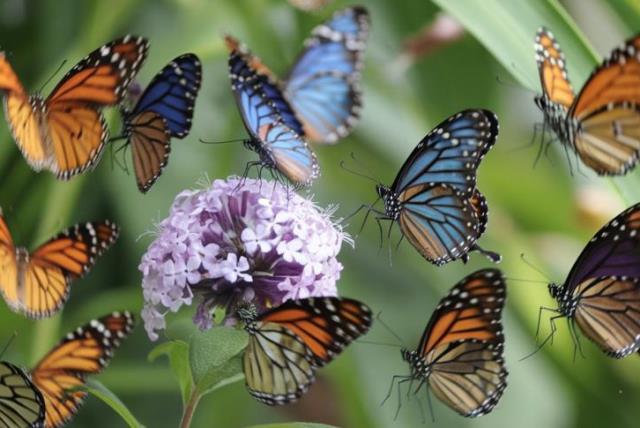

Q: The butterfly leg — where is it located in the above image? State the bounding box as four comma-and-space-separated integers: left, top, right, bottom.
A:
520, 308, 561, 361
568, 319, 586, 361
381, 374, 410, 407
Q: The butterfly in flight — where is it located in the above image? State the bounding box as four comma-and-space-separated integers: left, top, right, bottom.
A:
372, 109, 501, 266
118, 53, 202, 192
387, 269, 507, 418
237, 296, 372, 405
0, 361, 46, 427
0, 211, 119, 319
28, 311, 134, 428
542, 203, 640, 358
534, 27, 640, 175
0, 35, 148, 179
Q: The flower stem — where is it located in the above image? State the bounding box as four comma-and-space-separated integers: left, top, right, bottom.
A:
180, 390, 202, 428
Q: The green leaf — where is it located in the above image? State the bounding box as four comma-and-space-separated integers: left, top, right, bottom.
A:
608, 0, 640, 30
188, 326, 248, 395
84, 380, 145, 428
148, 340, 193, 405
246, 424, 338, 428
431, 0, 599, 90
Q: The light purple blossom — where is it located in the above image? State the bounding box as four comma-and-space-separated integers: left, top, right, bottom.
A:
139, 177, 349, 340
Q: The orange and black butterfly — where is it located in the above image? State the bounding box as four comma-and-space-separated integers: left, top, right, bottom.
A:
535, 27, 640, 175
390, 269, 507, 417
545, 203, 640, 358
0, 35, 148, 179
0, 211, 119, 319
237, 297, 372, 405
29, 311, 134, 428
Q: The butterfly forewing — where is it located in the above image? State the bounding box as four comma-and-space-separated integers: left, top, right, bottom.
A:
284, 6, 369, 144
31, 311, 134, 428
0, 361, 45, 428
535, 27, 575, 108
405, 269, 507, 417
127, 111, 171, 192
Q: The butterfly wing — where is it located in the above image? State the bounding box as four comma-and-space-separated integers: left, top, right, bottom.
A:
414, 269, 507, 417
392, 109, 498, 199
2, 221, 119, 319
535, 27, 575, 109
126, 111, 171, 193
129, 53, 202, 137
568, 34, 640, 175
226, 36, 319, 185
30, 312, 134, 428
284, 6, 369, 144
562, 203, 640, 357
243, 297, 372, 405
0, 212, 18, 309
44, 35, 149, 179
0, 361, 45, 428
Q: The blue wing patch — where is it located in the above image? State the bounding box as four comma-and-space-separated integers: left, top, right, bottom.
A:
284, 6, 369, 144
226, 36, 319, 186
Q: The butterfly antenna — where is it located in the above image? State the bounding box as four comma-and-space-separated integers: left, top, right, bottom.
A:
0, 331, 17, 359
519, 253, 552, 283
505, 276, 548, 285
339, 158, 380, 184
375, 312, 406, 347
199, 137, 246, 145
37, 59, 68, 94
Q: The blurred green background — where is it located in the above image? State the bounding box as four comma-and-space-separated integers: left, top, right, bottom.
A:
2, 0, 640, 427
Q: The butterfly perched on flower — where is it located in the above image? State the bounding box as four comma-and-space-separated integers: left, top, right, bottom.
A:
0, 35, 148, 179
28, 311, 134, 428
389, 269, 507, 417
0, 361, 46, 427
118, 53, 202, 192
237, 297, 372, 405
373, 109, 501, 266
543, 203, 640, 358
0, 211, 119, 319
534, 27, 640, 175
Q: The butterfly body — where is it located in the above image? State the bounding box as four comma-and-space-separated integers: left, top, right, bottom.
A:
544, 203, 640, 358
376, 109, 501, 266
535, 27, 640, 175
238, 297, 372, 405
396, 269, 508, 417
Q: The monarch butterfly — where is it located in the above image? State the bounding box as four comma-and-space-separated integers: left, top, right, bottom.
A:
545, 203, 640, 358
0, 361, 45, 427
374, 109, 501, 266
119, 53, 202, 192
237, 296, 372, 405
0, 212, 119, 319
390, 269, 507, 417
0, 35, 148, 179
226, 36, 319, 186
30, 311, 134, 428
534, 27, 640, 175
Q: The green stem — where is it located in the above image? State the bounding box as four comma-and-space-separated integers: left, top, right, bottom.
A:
180, 389, 202, 428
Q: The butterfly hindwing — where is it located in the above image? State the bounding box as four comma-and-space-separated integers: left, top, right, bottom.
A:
30, 311, 134, 428
0, 361, 45, 428
284, 6, 369, 144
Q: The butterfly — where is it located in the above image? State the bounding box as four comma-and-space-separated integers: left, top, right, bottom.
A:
283, 6, 369, 144
374, 109, 501, 266
390, 268, 507, 417
0, 211, 119, 319
226, 36, 319, 186
29, 311, 134, 428
545, 203, 640, 358
0, 35, 148, 179
119, 53, 202, 192
0, 361, 45, 427
237, 296, 372, 405
534, 27, 640, 175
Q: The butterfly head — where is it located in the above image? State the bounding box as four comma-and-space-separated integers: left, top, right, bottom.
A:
236, 304, 258, 325
377, 185, 400, 219
548, 282, 561, 299
534, 94, 546, 112
401, 348, 430, 378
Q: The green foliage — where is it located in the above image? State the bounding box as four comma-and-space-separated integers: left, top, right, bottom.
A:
84, 380, 146, 428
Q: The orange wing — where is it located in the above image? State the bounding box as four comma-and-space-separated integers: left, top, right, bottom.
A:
535, 27, 574, 108
44, 35, 149, 179
31, 311, 134, 428
0, 220, 119, 319
259, 297, 372, 366
0, 212, 17, 297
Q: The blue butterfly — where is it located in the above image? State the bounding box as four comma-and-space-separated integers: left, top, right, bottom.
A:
226, 36, 319, 186
284, 6, 369, 144
121, 53, 202, 192
375, 109, 501, 266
